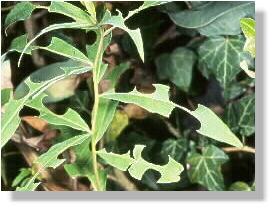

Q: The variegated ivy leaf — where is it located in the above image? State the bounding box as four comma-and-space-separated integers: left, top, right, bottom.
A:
98, 145, 184, 183
101, 84, 243, 147
17, 133, 90, 191
187, 145, 229, 191
1, 63, 91, 148
100, 10, 144, 62
198, 36, 245, 88
168, 1, 255, 36
240, 18, 255, 57
224, 95, 255, 137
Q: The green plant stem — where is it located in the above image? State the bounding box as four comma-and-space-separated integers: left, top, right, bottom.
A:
90, 28, 105, 191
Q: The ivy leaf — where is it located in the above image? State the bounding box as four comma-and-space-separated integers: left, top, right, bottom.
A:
1, 63, 91, 148
17, 133, 90, 191
4, 2, 41, 32
64, 139, 107, 191
101, 84, 243, 147
240, 18, 255, 57
155, 47, 196, 92
229, 181, 253, 191
198, 36, 245, 88
161, 138, 188, 162
26, 93, 90, 133
168, 1, 255, 36
98, 145, 184, 183
187, 145, 229, 191
224, 95, 255, 137
101, 10, 144, 62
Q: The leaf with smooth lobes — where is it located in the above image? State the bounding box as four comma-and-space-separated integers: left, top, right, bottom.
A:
12, 168, 32, 187
98, 145, 184, 183
169, 1, 255, 36
240, 18, 255, 57
199, 36, 245, 88
187, 145, 229, 191
17, 133, 90, 191
101, 10, 144, 62
9, 34, 33, 54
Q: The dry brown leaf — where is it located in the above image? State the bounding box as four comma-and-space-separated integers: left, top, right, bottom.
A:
22, 116, 49, 132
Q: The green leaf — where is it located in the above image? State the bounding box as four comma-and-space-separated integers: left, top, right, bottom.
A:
9, 34, 33, 54
86, 30, 112, 82
4, 2, 41, 32
16, 22, 95, 66
105, 62, 130, 89
1, 63, 91, 148
198, 36, 245, 88
101, 84, 243, 147
105, 110, 129, 143
48, 1, 93, 24
15, 60, 91, 103
190, 104, 243, 148
64, 139, 107, 191
98, 145, 184, 183
17, 133, 90, 191
101, 84, 175, 117
229, 181, 252, 191
12, 168, 32, 187
187, 145, 229, 191
168, 2, 255, 36
126, 1, 170, 19
36, 37, 91, 65
224, 95, 255, 137
240, 18, 255, 57
93, 98, 118, 143
155, 47, 196, 92
1, 88, 12, 106
101, 10, 144, 62
161, 138, 188, 162
26, 93, 90, 133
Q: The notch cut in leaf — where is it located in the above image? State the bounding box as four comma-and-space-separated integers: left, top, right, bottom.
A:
101, 84, 243, 147
98, 145, 184, 183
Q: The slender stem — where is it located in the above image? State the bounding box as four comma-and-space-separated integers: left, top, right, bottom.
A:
90, 28, 105, 191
